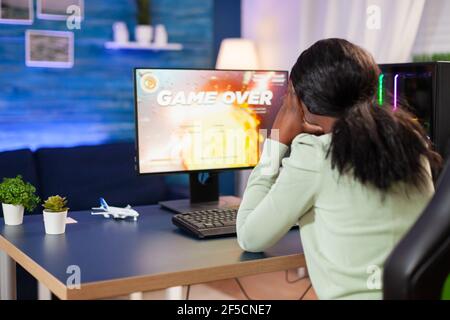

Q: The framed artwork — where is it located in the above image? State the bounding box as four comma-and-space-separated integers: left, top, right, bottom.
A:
26, 30, 74, 68
37, 0, 84, 21
0, 0, 33, 25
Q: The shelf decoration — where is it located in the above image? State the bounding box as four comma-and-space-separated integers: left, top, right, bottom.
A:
106, 0, 182, 52
135, 0, 152, 44
105, 41, 182, 51
26, 30, 74, 68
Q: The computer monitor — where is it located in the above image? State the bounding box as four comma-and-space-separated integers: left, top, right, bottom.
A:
134, 68, 288, 212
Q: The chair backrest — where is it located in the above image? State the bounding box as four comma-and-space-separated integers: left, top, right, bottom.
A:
383, 160, 450, 299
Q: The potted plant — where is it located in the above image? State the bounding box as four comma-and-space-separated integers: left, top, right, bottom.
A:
135, 0, 152, 44
0, 175, 40, 226
42, 195, 69, 235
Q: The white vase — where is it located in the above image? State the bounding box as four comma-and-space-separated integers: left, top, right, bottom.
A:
2, 204, 24, 226
43, 210, 68, 235
154, 24, 168, 46
113, 21, 129, 44
135, 25, 153, 45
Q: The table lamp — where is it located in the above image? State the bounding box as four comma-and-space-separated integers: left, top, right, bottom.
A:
216, 38, 260, 70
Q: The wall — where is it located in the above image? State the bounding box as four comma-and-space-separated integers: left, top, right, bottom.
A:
0, 0, 213, 152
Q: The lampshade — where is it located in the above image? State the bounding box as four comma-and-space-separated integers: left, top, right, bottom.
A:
216, 38, 260, 70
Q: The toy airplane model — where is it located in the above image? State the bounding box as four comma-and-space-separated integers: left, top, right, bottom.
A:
91, 198, 139, 221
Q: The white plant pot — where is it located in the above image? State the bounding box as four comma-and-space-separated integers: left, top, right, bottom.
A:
135, 25, 153, 44
2, 204, 24, 226
43, 210, 68, 235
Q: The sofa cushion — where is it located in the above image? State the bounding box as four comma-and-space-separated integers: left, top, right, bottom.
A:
0, 149, 40, 217
35, 143, 168, 211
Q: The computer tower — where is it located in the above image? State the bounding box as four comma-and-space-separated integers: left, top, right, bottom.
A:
379, 62, 450, 158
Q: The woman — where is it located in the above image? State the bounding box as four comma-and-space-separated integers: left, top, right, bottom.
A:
236, 38, 442, 299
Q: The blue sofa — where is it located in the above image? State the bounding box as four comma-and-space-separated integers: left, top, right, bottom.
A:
0, 143, 188, 215
0, 142, 236, 299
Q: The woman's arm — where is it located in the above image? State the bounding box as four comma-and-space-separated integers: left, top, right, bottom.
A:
237, 135, 322, 252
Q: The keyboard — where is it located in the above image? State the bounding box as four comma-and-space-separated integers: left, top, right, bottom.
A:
172, 208, 238, 238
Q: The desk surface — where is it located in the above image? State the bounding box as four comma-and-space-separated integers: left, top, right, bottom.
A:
0, 205, 305, 300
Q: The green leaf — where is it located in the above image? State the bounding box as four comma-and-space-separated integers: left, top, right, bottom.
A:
0, 175, 40, 212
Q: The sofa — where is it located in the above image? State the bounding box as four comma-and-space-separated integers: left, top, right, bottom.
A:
0, 142, 235, 299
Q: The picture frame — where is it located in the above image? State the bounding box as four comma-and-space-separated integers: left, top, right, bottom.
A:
37, 0, 84, 21
0, 0, 33, 25
26, 30, 74, 68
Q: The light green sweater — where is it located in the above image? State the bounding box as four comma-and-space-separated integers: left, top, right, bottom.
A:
237, 134, 434, 300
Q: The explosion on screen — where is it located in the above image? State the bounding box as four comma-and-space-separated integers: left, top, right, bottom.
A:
135, 70, 287, 173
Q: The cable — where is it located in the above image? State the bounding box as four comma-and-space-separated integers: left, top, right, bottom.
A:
285, 270, 307, 284
185, 285, 191, 300
285, 270, 313, 300
236, 276, 312, 300
298, 284, 312, 300
234, 278, 253, 300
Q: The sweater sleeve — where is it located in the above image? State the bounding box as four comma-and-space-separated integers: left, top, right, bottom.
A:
236, 135, 323, 252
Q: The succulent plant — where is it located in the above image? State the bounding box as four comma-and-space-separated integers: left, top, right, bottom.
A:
43, 195, 69, 213
0, 175, 40, 212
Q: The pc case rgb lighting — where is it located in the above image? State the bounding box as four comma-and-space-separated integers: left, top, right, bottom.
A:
379, 62, 450, 157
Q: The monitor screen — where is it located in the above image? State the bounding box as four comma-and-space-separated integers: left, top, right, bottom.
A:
134, 69, 288, 174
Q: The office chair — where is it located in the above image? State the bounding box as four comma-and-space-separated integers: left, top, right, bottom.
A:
383, 160, 450, 299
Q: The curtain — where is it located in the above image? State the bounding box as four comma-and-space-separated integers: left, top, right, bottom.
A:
242, 0, 426, 68
412, 0, 450, 55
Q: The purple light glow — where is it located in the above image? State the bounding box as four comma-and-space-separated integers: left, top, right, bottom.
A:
393, 74, 399, 111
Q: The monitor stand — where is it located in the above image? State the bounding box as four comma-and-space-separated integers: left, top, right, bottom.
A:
159, 172, 241, 214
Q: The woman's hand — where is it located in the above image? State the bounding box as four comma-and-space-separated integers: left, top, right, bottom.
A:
271, 82, 324, 145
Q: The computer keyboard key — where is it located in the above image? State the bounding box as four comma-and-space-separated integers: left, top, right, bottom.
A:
192, 223, 204, 228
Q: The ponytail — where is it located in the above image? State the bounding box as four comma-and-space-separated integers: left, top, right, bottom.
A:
290, 38, 442, 191
328, 102, 442, 191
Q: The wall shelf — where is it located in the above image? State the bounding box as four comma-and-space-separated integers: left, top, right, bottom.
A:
104, 41, 183, 51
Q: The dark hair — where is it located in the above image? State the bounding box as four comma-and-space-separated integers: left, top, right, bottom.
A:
290, 38, 442, 191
